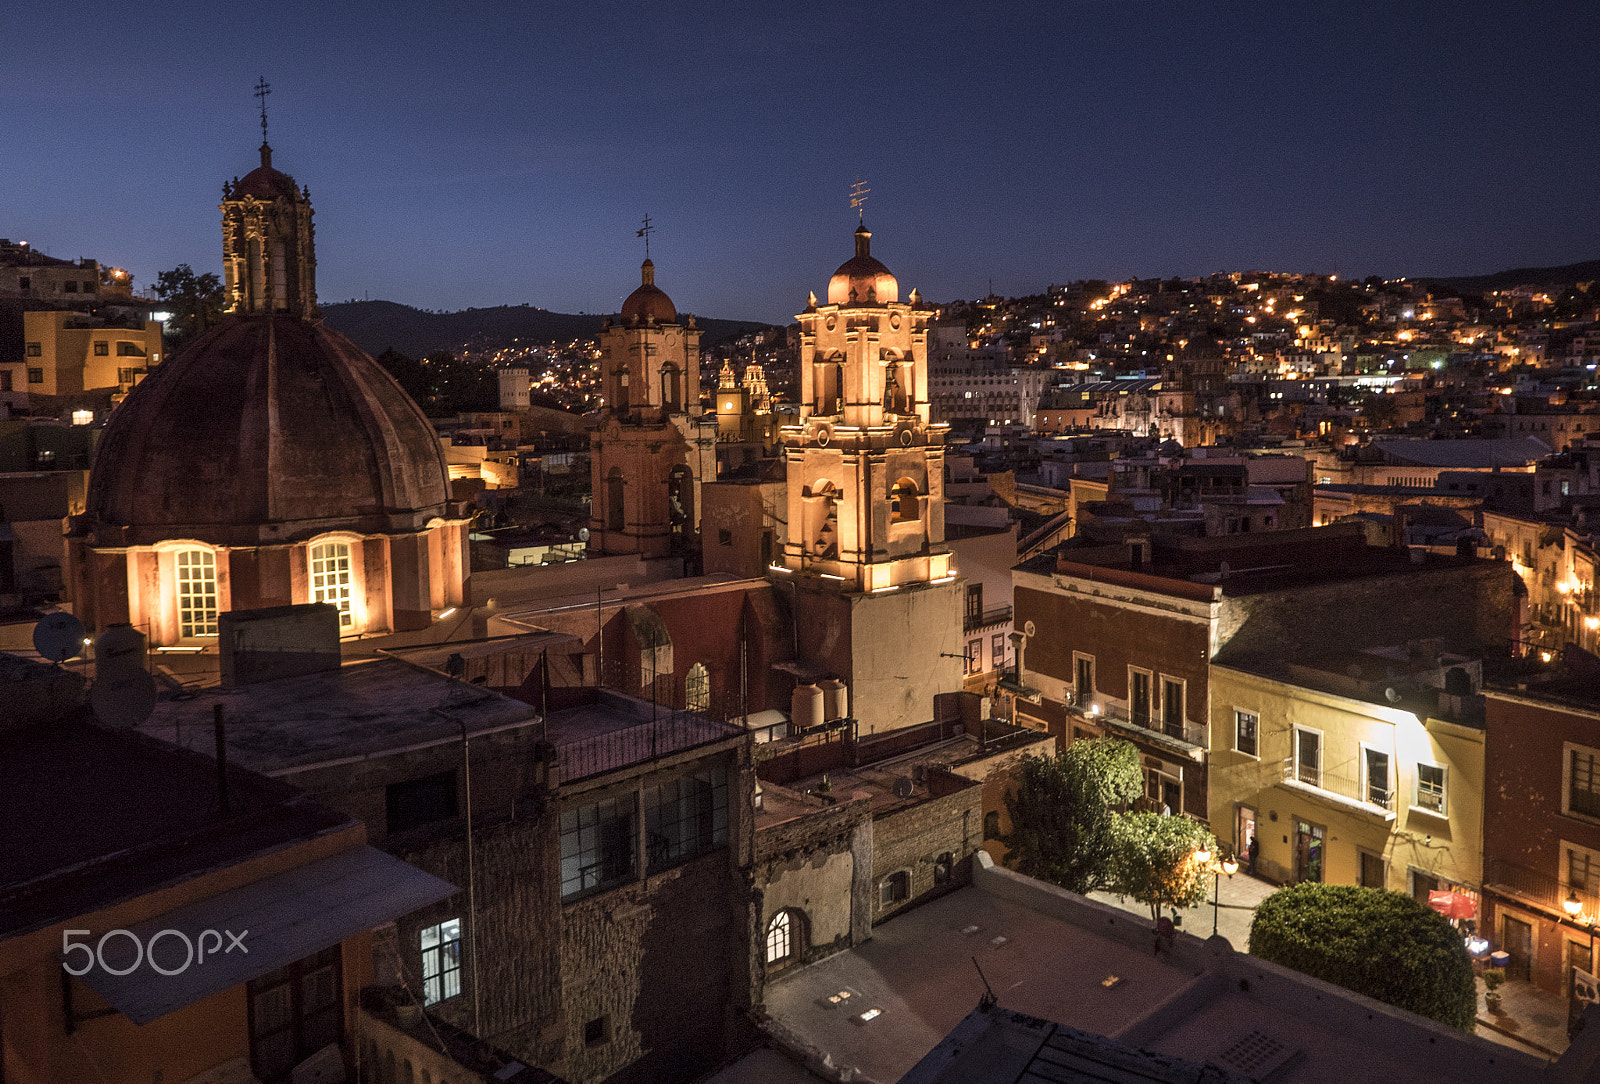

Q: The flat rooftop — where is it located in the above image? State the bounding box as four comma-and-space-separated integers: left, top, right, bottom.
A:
763, 861, 1552, 1084
545, 689, 744, 783
143, 656, 536, 777
0, 716, 353, 939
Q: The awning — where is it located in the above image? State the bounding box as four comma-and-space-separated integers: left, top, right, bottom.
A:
80, 845, 457, 1024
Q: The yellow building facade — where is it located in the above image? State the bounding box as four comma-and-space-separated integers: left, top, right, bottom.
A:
1207, 662, 1484, 903
16, 310, 163, 397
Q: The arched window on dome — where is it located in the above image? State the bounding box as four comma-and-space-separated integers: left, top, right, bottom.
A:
176, 549, 218, 638
310, 541, 355, 629
685, 662, 710, 714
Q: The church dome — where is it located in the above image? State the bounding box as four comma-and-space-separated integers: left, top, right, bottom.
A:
85, 315, 453, 548
621, 259, 677, 325
231, 143, 301, 201
827, 223, 898, 305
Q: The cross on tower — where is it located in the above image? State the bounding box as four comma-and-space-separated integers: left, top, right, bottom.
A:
636, 213, 654, 258
254, 77, 272, 143
850, 176, 870, 221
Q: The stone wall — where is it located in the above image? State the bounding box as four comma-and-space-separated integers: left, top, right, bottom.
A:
871, 770, 984, 923
755, 788, 874, 983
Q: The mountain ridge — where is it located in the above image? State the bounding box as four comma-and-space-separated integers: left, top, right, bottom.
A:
320, 299, 776, 359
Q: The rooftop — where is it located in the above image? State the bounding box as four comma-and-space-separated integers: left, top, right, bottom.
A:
143, 656, 537, 777
0, 715, 354, 940
762, 857, 1559, 1083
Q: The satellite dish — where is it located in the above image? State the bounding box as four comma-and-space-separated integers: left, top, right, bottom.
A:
893, 777, 914, 799
32, 612, 86, 662
1384, 686, 1402, 704
91, 667, 158, 729
578, 527, 590, 542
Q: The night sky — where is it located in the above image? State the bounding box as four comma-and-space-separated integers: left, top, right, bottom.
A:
9, 2, 1600, 323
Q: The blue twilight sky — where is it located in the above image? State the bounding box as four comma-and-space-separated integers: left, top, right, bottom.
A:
6, 1, 1599, 324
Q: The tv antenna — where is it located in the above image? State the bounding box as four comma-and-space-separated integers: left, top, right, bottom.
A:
850, 176, 869, 221
254, 77, 272, 143
636, 213, 654, 259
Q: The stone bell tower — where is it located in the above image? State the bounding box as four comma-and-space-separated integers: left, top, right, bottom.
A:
774, 223, 964, 735
782, 223, 953, 590
220, 142, 318, 319
589, 260, 717, 561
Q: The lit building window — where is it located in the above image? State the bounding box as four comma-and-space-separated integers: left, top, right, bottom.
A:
765, 911, 791, 964
1415, 763, 1447, 814
685, 662, 710, 713
310, 541, 354, 628
419, 918, 461, 1005
176, 549, 218, 637
71, 409, 93, 426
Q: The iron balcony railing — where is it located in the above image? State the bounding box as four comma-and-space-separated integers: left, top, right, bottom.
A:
1483, 856, 1597, 917
557, 711, 741, 784
964, 604, 1013, 632
1279, 761, 1395, 812
1091, 700, 1208, 751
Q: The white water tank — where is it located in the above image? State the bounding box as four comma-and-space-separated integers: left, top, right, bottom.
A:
817, 678, 848, 722
791, 683, 824, 731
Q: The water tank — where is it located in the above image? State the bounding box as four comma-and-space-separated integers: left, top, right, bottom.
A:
817, 678, 848, 722
791, 683, 825, 731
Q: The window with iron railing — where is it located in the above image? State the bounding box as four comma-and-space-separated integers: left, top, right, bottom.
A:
1570, 746, 1600, 820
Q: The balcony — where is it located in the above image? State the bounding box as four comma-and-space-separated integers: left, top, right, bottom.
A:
1484, 856, 1596, 919
1088, 700, 1207, 759
1277, 763, 1396, 822
964, 604, 1013, 633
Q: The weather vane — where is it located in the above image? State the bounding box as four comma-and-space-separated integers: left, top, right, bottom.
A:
254, 77, 272, 143
850, 176, 870, 221
636, 213, 654, 258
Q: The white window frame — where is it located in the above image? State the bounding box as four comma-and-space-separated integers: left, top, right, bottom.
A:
176, 548, 219, 638
419, 917, 462, 1006
1072, 651, 1096, 705
1562, 742, 1600, 824
1563, 839, 1600, 906
1233, 709, 1259, 759
1360, 741, 1392, 810
765, 911, 792, 964
310, 540, 355, 628
1128, 666, 1154, 725
1413, 760, 1448, 817
1158, 674, 1186, 732
684, 662, 710, 713
1294, 725, 1323, 789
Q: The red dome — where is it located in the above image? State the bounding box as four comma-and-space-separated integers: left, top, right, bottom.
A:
620, 259, 677, 324
231, 143, 301, 201
827, 224, 898, 305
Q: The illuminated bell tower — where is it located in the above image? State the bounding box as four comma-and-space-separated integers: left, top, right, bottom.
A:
589, 259, 716, 559
775, 222, 964, 736
781, 223, 952, 590
220, 142, 318, 319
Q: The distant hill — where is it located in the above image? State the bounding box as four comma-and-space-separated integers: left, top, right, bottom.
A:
1418, 259, 1600, 294
320, 300, 775, 358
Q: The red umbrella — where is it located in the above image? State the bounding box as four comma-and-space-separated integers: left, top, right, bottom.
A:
1429, 889, 1477, 920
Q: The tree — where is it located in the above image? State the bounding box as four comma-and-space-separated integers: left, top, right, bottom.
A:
374, 348, 429, 404
999, 738, 1142, 893
1108, 812, 1216, 921
153, 264, 225, 346
1248, 883, 1476, 1031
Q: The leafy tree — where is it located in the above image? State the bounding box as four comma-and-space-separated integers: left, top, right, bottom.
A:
1249, 883, 1476, 1031
999, 738, 1142, 893
153, 264, 225, 346
1108, 812, 1216, 921
375, 348, 429, 404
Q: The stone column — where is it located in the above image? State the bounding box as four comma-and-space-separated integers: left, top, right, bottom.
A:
390, 532, 432, 631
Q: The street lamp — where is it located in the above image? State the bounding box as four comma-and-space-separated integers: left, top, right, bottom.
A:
1193, 846, 1237, 937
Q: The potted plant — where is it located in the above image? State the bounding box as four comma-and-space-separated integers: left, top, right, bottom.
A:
1483, 967, 1505, 1013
